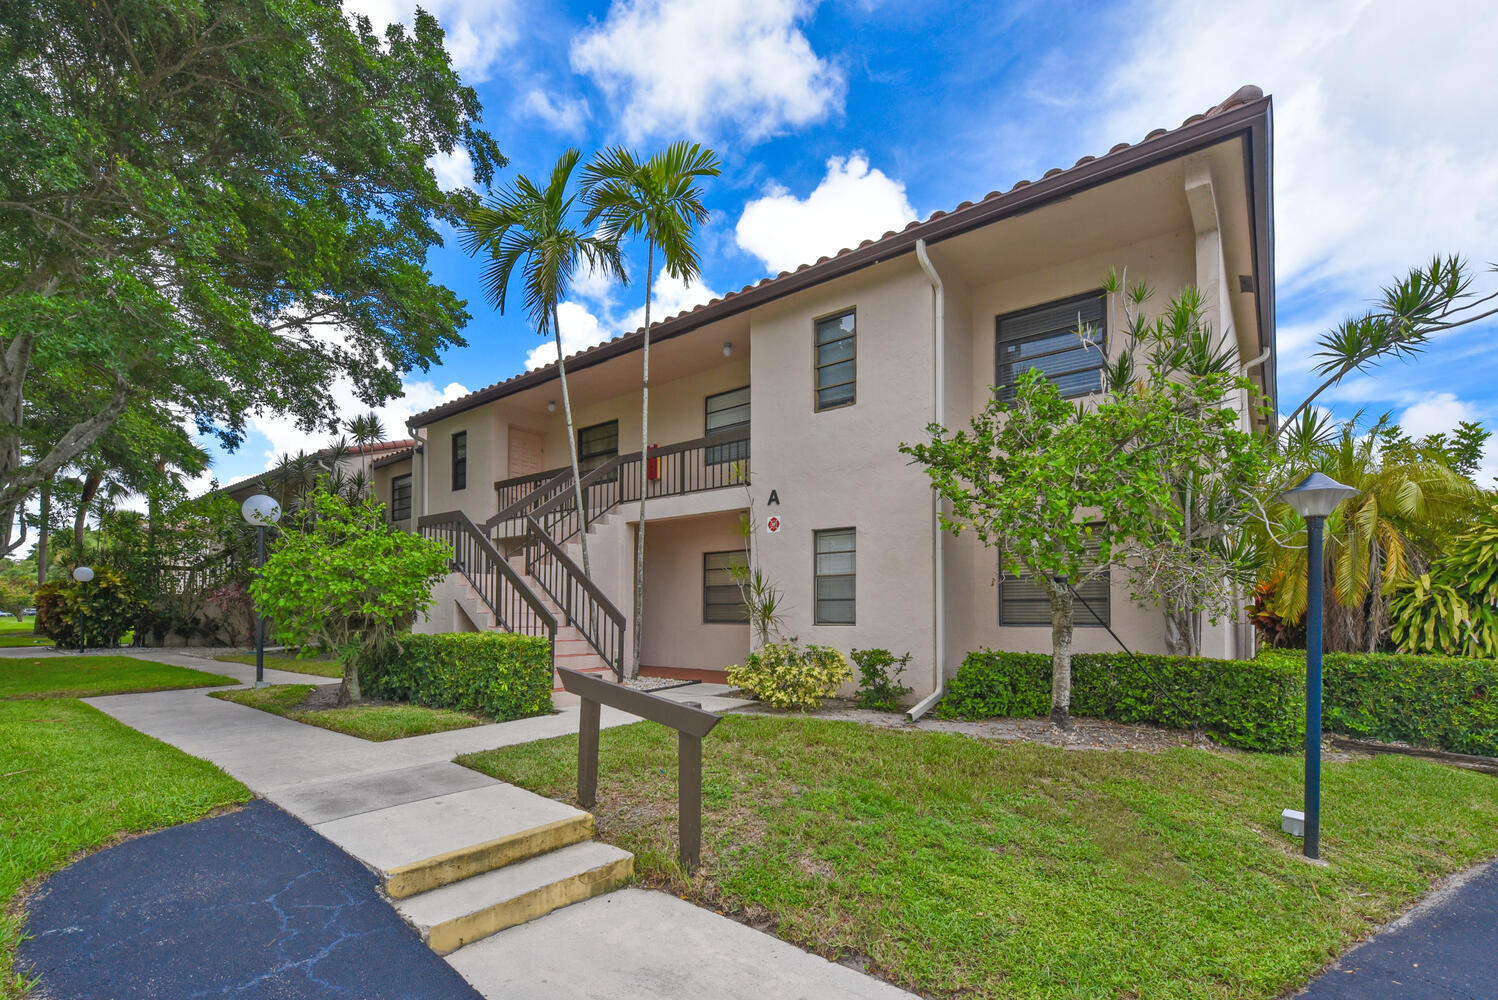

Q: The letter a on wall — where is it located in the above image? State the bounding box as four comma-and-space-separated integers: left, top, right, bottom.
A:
768, 490, 780, 506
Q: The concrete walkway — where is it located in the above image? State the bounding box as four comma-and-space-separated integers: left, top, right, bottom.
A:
18, 646, 911, 999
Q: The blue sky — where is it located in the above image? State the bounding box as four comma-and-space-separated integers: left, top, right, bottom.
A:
206, 0, 1498, 487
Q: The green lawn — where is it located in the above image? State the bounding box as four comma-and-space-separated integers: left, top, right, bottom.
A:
211, 684, 486, 741
0, 621, 48, 649
214, 653, 343, 678
461, 716, 1498, 1000
1, 678, 251, 995
0, 657, 237, 700
0, 619, 36, 634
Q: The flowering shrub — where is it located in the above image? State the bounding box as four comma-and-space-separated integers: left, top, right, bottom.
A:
727, 643, 851, 711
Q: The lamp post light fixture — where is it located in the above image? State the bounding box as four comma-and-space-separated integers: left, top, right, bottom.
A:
71, 566, 95, 583
241, 494, 283, 688
1278, 472, 1359, 860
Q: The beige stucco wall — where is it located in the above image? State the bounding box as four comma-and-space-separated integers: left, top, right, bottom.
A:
746, 257, 939, 691
944, 227, 1211, 666
422, 405, 508, 524
638, 511, 751, 671
542, 359, 751, 467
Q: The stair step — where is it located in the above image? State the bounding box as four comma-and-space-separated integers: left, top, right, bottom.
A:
310, 785, 591, 899
395, 841, 633, 954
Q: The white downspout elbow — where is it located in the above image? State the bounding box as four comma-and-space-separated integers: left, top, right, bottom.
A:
908, 238, 946, 722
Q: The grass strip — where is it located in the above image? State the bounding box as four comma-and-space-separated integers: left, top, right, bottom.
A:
1, 699, 250, 996
211, 684, 486, 741
0, 657, 236, 700
214, 653, 343, 678
460, 714, 1498, 1000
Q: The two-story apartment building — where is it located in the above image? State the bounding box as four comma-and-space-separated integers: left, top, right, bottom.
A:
384, 86, 1276, 706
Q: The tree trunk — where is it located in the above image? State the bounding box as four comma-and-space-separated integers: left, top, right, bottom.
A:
1048, 581, 1075, 728
554, 305, 591, 577
1163, 603, 1199, 657
74, 469, 103, 548
629, 242, 654, 679
338, 657, 362, 706
36, 478, 50, 589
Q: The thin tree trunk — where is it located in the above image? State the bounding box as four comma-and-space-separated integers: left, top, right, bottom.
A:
629, 242, 654, 679
36, 478, 50, 589
74, 469, 102, 548
554, 305, 592, 577
338, 658, 362, 706
1048, 581, 1075, 728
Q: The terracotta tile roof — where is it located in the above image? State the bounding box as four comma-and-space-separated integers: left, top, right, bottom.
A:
412, 85, 1271, 428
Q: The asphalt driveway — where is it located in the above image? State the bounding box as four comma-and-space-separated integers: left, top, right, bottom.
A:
19, 799, 480, 999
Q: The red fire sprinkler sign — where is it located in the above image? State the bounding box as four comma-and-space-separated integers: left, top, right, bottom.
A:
766, 516, 781, 534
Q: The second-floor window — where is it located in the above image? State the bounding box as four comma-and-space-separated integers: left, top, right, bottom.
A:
995, 291, 1106, 403
577, 420, 618, 477
390, 474, 412, 522
451, 432, 467, 491
704, 385, 750, 465
814, 310, 856, 411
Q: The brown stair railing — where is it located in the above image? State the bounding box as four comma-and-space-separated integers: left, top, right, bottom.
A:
487, 467, 574, 535
523, 512, 626, 678
418, 510, 557, 654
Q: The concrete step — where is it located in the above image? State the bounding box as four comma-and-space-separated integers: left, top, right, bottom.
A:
311, 785, 592, 898
394, 840, 633, 954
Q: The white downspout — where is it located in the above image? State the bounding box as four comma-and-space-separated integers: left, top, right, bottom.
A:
908, 238, 946, 722
408, 423, 427, 522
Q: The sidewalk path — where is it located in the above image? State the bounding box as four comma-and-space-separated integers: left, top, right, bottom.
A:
1297, 861, 1498, 1000
20, 647, 911, 999
20, 799, 482, 1000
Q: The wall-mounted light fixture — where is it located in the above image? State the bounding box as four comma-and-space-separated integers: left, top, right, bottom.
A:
722, 342, 733, 358
547, 400, 557, 413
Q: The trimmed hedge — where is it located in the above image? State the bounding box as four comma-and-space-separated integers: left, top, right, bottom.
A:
360, 632, 553, 721
1261, 650, 1498, 757
937, 650, 1305, 752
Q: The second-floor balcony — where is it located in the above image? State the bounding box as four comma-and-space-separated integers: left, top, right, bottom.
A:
489, 428, 750, 540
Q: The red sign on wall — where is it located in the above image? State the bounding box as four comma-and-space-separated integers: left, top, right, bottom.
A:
766, 516, 781, 534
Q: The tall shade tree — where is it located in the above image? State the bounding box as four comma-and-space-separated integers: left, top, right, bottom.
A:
462, 149, 625, 576
583, 142, 721, 677
0, 0, 504, 554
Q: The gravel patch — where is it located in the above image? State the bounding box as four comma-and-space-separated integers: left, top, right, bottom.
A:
622, 677, 702, 694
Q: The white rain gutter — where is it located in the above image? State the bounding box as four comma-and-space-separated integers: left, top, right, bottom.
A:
908, 239, 947, 722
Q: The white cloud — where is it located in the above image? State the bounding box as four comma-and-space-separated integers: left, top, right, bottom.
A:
1093, 0, 1498, 301
343, 0, 516, 82
570, 0, 844, 142
429, 147, 474, 191
521, 89, 590, 136
524, 303, 613, 372
1399, 392, 1479, 439
250, 376, 470, 469
735, 154, 917, 275
523, 268, 721, 371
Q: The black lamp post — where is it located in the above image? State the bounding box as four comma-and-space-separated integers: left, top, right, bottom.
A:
71, 566, 94, 650
240, 494, 282, 688
1278, 472, 1358, 859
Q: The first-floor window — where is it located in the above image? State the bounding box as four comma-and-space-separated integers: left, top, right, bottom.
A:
390, 474, 412, 522
814, 528, 856, 624
703, 550, 749, 623
999, 527, 1110, 627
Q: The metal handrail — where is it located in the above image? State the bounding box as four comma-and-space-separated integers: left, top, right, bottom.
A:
487, 467, 573, 532
418, 510, 557, 654
524, 511, 626, 678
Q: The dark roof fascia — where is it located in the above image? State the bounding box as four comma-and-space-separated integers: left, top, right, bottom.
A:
412, 97, 1274, 429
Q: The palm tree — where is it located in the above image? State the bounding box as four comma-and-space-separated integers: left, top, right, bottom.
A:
583, 142, 721, 678
462, 149, 626, 577
346, 411, 387, 485
1264, 412, 1482, 651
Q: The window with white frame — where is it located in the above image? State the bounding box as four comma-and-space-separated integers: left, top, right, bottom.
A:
814, 528, 856, 624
